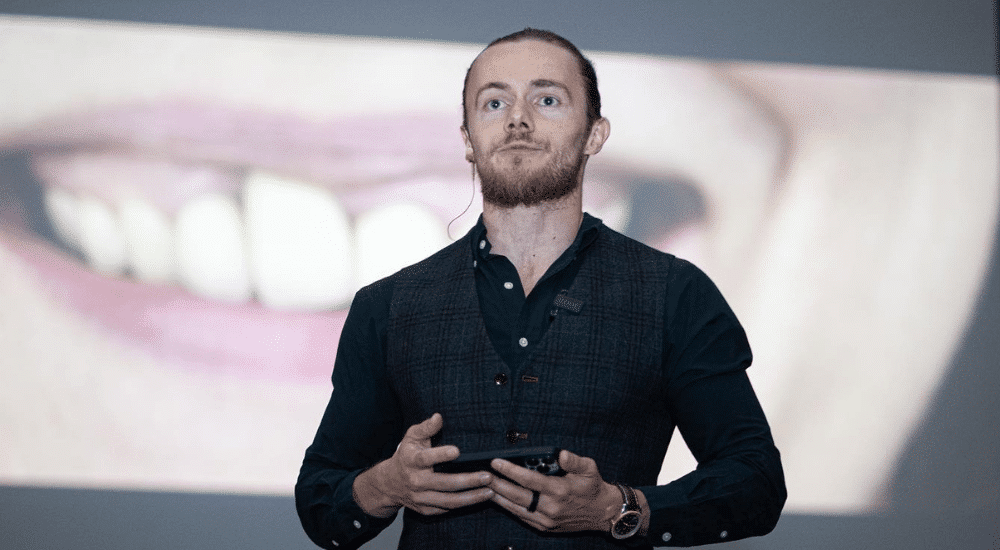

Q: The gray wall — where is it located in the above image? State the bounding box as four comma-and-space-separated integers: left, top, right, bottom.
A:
1, 0, 997, 74
1, 1, 997, 549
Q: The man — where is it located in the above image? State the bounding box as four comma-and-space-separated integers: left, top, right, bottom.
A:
296, 28, 786, 549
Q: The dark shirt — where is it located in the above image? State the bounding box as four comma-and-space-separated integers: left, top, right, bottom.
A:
296, 214, 785, 549
474, 213, 598, 370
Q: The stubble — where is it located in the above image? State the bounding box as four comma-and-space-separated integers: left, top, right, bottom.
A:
477, 131, 587, 208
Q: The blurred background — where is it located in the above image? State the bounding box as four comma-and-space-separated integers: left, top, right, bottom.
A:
0, 1, 997, 548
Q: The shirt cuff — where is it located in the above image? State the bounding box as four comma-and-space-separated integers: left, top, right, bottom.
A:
636, 483, 775, 547
324, 469, 398, 549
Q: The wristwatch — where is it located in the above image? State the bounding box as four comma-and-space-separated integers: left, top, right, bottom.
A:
610, 483, 643, 540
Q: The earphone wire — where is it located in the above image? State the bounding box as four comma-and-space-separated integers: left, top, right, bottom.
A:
447, 161, 477, 241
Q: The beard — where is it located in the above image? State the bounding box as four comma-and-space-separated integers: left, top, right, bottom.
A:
476, 131, 588, 208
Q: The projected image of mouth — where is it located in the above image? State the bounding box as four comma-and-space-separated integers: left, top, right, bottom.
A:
0, 103, 707, 385
5, 15, 992, 512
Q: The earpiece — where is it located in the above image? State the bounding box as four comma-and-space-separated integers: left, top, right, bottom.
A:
461, 125, 475, 162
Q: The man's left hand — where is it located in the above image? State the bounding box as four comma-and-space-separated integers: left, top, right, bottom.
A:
488, 449, 621, 533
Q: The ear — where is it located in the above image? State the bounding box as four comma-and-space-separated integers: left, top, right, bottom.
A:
583, 117, 611, 156
460, 126, 475, 162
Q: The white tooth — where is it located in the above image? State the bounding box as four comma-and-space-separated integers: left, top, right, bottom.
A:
42, 187, 83, 251
119, 197, 175, 284
243, 172, 354, 310
77, 195, 128, 275
356, 202, 449, 285
175, 193, 251, 303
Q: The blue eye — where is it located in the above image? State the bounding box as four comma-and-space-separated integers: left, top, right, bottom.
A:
540, 96, 559, 107
487, 99, 503, 110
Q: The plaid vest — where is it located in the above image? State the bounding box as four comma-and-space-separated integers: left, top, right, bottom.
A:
386, 227, 674, 549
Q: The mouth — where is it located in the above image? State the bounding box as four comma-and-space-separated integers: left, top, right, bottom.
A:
498, 141, 546, 153
0, 102, 477, 383
0, 101, 706, 384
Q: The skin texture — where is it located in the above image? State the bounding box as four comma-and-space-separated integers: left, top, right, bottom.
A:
352, 414, 494, 518
489, 450, 648, 535
462, 39, 592, 209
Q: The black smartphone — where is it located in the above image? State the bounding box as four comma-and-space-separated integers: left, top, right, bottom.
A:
435, 446, 564, 476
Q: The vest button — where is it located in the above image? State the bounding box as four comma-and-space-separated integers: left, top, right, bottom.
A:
505, 430, 521, 444
494, 373, 508, 385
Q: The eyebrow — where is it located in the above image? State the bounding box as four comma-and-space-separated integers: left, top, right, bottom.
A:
475, 79, 572, 101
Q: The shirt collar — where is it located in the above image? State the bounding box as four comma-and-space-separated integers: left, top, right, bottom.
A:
471, 212, 604, 261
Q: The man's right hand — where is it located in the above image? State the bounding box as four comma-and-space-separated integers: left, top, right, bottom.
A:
353, 413, 494, 517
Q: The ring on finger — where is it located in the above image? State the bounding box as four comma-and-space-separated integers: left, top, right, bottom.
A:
527, 490, 540, 513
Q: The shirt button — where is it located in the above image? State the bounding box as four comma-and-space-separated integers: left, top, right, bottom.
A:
353, 520, 361, 529
473, 260, 477, 268
662, 532, 672, 542
518, 337, 528, 347
503, 281, 514, 290
479, 239, 486, 249
494, 373, 508, 385
719, 530, 728, 539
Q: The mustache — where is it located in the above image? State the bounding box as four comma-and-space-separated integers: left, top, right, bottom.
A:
500, 132, 546, 149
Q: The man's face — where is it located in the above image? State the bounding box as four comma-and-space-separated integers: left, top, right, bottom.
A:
462, 39, 596, 207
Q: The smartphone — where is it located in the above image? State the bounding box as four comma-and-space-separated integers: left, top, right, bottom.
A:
435, 446, 564, 476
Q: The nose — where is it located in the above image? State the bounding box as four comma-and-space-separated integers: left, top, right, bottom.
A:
506, 100, 533, 134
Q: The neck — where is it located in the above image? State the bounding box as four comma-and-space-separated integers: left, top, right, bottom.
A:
482, 187, 583, 296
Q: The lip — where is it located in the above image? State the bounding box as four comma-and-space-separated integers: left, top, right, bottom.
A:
1, 102, 468, 384
498, 142, 545, 153
3, 230, 348, 383
2, 101, 467, 193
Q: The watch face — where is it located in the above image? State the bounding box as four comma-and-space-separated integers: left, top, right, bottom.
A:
613, 511, 642, 539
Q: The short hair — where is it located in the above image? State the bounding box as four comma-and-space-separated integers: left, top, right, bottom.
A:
462, 28, 602, 132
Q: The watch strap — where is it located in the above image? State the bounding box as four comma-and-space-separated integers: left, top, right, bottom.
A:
616, 483, 639, 512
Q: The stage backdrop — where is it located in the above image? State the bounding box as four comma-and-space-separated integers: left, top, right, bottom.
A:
1, 2, 997, 549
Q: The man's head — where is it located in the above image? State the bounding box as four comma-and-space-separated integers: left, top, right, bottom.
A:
462, 28, 602, 132
461, 28, 610, 207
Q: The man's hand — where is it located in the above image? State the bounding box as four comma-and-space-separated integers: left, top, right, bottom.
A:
488, 449, 625, 533
353, 413, 494, 517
